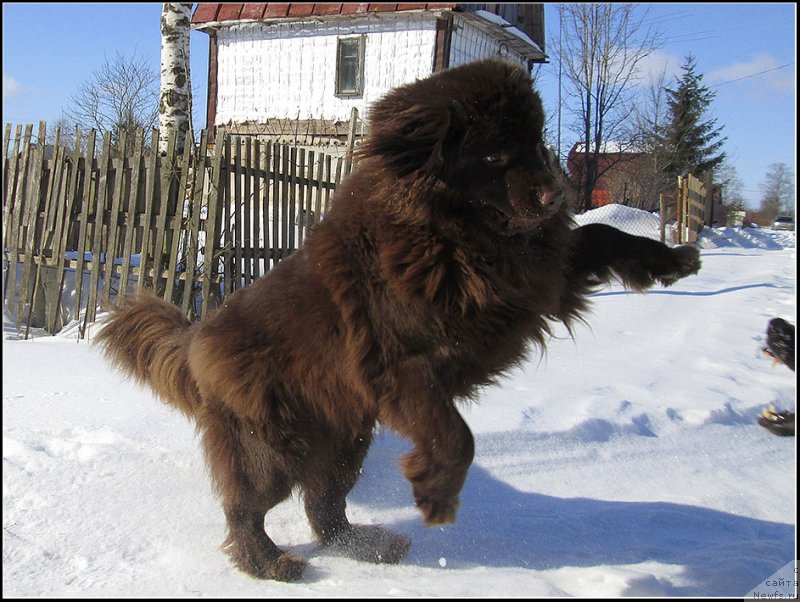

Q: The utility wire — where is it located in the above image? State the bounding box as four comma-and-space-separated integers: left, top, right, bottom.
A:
709, 62, 794, 88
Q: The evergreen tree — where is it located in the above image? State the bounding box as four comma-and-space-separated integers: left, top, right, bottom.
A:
661, 55, 726, 179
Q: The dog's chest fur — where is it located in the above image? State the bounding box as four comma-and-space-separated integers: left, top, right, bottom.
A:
307, 200, 575, 402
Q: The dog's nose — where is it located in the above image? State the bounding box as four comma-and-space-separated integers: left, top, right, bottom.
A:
540, 187, 561, 206
504, 164, 564, 219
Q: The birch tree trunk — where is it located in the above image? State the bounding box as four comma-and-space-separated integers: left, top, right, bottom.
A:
159, 3, 193, 155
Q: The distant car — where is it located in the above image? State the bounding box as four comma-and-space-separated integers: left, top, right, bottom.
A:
771, 216, 795, 231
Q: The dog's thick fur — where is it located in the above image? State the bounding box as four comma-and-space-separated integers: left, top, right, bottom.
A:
96, 59, 701, 580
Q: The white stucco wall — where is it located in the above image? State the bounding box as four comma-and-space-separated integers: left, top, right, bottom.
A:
215, 13, 439, 125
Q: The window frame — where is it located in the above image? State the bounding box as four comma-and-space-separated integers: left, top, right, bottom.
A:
335, 35, 366, 98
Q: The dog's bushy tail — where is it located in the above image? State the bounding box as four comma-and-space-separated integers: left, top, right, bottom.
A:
94, 294, 200, 418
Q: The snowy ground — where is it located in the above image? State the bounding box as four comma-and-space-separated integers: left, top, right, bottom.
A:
3, 212, 796, 597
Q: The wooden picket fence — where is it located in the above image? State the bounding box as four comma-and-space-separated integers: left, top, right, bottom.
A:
2, 122, 353, 339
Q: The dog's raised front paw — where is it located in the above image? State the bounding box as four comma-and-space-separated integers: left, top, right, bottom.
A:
415, 491, 460, 526
658, 245, 701, 286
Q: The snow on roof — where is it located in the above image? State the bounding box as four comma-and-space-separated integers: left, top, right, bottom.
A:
473, 9, 542, 53
570, 141, 647, 155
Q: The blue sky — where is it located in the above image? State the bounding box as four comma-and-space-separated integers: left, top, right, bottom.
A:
2, 3, 795, 209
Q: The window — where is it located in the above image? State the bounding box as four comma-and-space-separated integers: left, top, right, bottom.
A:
336, 36, 365, 97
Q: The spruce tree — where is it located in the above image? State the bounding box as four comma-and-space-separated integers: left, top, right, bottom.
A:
662, 55, 726, 179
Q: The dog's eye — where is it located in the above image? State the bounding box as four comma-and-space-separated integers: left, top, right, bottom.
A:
483, 152, 509, 167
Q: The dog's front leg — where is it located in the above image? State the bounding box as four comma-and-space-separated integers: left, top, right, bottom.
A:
400, 402, 474, 526
570, 223, 701, 290
378, 358, 474, 526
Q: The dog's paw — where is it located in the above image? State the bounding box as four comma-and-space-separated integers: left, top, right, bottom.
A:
326, 524, 411, 564
417, 493, 460, 526
270, 552, 309, 581
658, 245, 701, 286
401, 450, 464, 526
226, 539, 308, 581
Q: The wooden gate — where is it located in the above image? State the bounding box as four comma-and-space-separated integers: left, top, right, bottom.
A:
676, 173, 709, 244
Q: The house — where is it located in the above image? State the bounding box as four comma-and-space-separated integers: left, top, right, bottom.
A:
191, 3, 546, 146
566, 141, 652, 210
567, 142, 726, 225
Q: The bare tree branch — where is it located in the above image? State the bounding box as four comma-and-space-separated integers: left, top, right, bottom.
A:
63, 51, 159, 154
557, 3, 662, 212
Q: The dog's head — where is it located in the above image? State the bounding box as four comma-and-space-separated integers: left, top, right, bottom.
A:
764, 317, 795, 371
361, 59, 567, 235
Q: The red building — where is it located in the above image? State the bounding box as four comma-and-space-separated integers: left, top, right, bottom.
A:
566, 141, 649, 209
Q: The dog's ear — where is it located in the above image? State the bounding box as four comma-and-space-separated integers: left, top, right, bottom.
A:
361, 99, 465, 178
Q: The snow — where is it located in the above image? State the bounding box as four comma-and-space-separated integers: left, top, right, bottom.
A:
574, 203, 667, 239
3, 208, 796, 597
474, 9, 544, 54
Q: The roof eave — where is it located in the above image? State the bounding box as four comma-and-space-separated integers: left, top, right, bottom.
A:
192, 7, 453, 32
456, 11, 546, 63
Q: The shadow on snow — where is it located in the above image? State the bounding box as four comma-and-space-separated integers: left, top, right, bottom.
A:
344, 432, 794, 597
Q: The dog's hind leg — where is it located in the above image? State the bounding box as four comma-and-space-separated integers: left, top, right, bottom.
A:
197, 401, 308, 581
301, 430, 411, 564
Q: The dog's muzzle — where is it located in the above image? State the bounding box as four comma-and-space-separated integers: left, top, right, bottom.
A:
503, 177, 565, 234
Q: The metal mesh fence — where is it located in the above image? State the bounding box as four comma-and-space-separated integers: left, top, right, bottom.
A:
572, 203, 675, 244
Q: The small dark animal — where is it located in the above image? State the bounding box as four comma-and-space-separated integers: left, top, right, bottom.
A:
763, 317, 795, 371
758, 318, 795, 436
95, 59, 701, 580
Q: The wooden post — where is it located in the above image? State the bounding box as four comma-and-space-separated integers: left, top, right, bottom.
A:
704, 171, 714, 227
675, 175, 683, 244
52, 127, 84, 332
2, 125, 23, 254
200, 131, 224, 319
136, 129, 160, 296
73, 130, 97, 324
344, 107, 358, 174
260, 140, 271, 274
152, 129, 177, 298
100, 130, 128, 308
181, 130, 208, 317
163, 135, 193, 304
251, 137, 261, 280
83, 131, 112, 331
117, 129, 145, 305
241, 136, 252, 286
19, 122, 47, 332
270, 142, 280, 271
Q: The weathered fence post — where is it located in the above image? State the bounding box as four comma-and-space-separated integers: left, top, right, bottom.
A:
344, 106, 359, 174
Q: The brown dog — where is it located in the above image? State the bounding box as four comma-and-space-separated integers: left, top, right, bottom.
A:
96, 59, 701, 580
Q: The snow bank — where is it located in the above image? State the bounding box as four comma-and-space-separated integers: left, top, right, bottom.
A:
573, 203, 668, 240
697, 225, 796, 250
